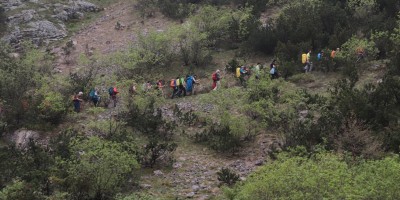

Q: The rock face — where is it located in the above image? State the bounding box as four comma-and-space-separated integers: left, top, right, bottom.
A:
7, 9, 38, 26
10, 129, 40, 149
1, 0, 101, 47
2, 0, 24, 11
53, 1, 101, 22
2, 20, 67, 46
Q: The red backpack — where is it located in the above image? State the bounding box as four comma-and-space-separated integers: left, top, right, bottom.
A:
212, 73, 217, 81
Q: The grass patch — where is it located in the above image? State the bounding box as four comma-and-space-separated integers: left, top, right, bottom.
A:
287, 73, 315, 84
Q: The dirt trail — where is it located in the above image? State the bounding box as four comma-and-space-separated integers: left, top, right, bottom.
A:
54, 1, 176, 74
140, 133, 282, 199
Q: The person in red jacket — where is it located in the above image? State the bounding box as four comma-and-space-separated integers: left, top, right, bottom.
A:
212, 69, 221, 90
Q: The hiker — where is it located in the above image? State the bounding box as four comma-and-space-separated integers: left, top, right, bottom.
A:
72, 91, 83, 112
305, 50, 312, 72
212, 70, 221, 90
129, 84, 137, 96
108, 86, 119, 107
331, 48, 339, 60
317, 50, 323, 61
178, 76, 187, 97
317, 50, 325, 71
156, 80, 164, 97
356, 47, 365, 62
89, 89, 100, 107
253, 63, 261, 79
170, 78, 179, 99
270, 65, 278, 79
186, 75, 198, 95
239, 66, 248, 86
142, 81, 152, 92
270, 60, 277, 69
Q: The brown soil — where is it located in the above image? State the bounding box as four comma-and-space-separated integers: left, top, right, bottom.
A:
54, 1, 177, 74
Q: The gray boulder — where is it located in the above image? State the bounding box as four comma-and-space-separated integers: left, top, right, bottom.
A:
73, 0, 100, 12
7, 10, 38, 26
2, 0, 24, 11
10, 129, 40, 149
24, 20, 67, 43
53, 1, 101, 21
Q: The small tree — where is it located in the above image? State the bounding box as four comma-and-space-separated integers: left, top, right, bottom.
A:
65, 137, 139, 199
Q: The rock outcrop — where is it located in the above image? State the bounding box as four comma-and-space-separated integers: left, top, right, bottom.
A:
9, 129, 40, 149
1, 0, 102, 47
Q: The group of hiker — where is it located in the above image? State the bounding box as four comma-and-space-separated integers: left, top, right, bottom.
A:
72, 47, 360, 112
301, 48, 341, 73
72, 86, 119, 113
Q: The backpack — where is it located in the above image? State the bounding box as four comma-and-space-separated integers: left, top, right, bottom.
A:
330, 50, 336, 59
108, 87, 114, 95
170, 79, 176, 88
89, 89, 95, 99
179, 77, 185, 86
212, 73, 217, 81
236, 67, 240, 78
270, 67, 275, 75
113, 87, 118, 94
176, 78, 180, 86
301, 53, 307, 64
317, 53, 322, 61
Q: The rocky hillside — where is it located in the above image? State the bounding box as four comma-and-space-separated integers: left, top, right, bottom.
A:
1, 0, 102, 48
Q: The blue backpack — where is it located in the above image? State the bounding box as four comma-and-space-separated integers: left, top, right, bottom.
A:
317, 53, 322, 61
89, 89, 95, 99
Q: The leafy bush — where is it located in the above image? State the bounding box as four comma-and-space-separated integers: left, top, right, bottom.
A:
0, 45, 39, 128
194, 112, 250, 153
37, 91, 68, 124
170, 24, 212, 67
135, 0, 157, 18
195, 123, 242, 153
158, 0, 196, 19
225, 58, 240, 73
121, 31, 174, 74
65, 137, 139, 199
336, 36, 378, 62
137, 139, 177, 168
0, 179, 43, 200
125, 95, 176, 140
243, 24, 277, 54
287, 73, 315, 84
217, 168, 240, 186
226, 151, 400, 200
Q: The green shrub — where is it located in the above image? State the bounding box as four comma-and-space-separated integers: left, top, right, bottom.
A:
170, 24, 212, 67
225, 58, 240, 73
0, 179, 43, 200
37, 91, 68, 124
158, 0, 196, 19
195, 123, 242, 153
194, 112, 248, 153
337, 36, 378, 62
226, 151, 400, 200
287, 73, 315, 84
136, 0, 157, 18
217, 168, 240, 186
137, 139, 177, 168
65, 137, 139, 199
